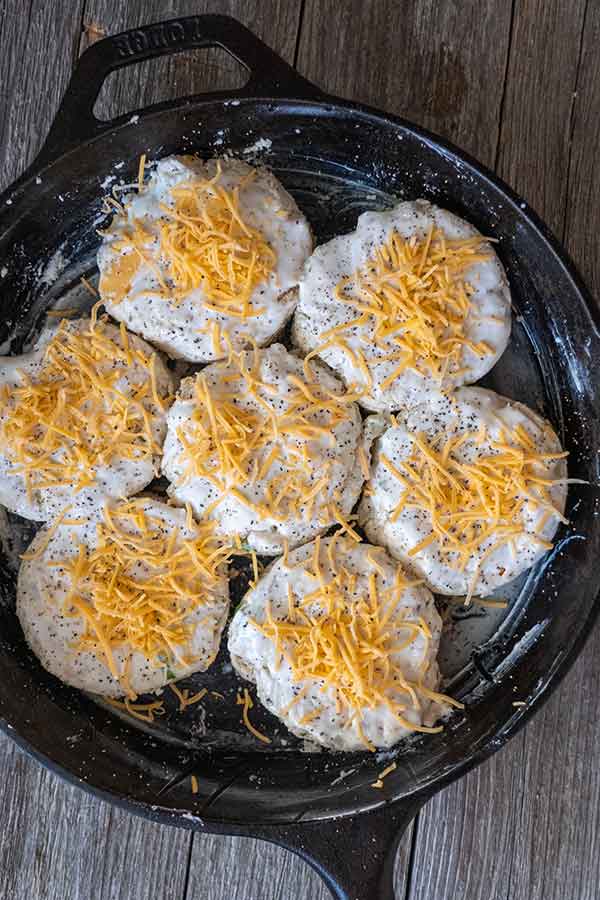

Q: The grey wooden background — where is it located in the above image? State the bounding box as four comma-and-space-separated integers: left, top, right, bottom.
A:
0, 1, 599, 898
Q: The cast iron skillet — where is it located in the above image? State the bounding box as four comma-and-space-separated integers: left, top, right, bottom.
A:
0, 15, 599, 900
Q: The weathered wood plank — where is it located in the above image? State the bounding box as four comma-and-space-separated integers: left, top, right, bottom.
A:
408, 733, 527, 899
0, 733, 190, 900
503, 633, 600, 900
186, 822, 415, 900
296, 0, 513, 168
186, 834, 329, 900
0, 0, 85, 189
564, 0, 598, 268
410, 2, 598, 898
410, 628, 600, 900
502, 6, 600, 893
495, 0, 587, 235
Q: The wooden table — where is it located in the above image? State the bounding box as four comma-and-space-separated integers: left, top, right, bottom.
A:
1, 2, 599, 898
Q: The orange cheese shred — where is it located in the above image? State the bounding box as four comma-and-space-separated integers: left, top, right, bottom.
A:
371, 761, 397, 788
236, 687, 271, 744
169, 683, 208, 713
106, 697, 165, 723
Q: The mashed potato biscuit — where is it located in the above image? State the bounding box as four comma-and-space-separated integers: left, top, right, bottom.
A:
293, 200, 511, 411
162, 343, 372, 554
228, 535, 453, 751
0, 317, 173, 521
359, 388, 568, 598
17, 498, 230, 698
98, 156, 312, 362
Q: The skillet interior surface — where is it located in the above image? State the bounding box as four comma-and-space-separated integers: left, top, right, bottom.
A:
0, 97, 598, 826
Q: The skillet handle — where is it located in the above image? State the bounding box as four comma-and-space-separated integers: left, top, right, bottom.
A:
249, 796, 425, 900
36, 14, 322, 167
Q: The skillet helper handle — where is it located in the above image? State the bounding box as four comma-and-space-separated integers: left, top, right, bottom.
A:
251, 797, 424, 900
36, 14, 322, 167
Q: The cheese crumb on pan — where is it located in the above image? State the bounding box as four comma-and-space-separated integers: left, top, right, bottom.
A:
359, 387, 569, 598
105, 697, 165, 722
162, 341, 376, 555
293, 200, 511, 411
228, 535, 461, 751
0, 315, 174, 521
17, 497, 231, 698
372, 761, 397, 788
97, 156, 313, 362
236, 687, 271, 744
169, 683, 208, 713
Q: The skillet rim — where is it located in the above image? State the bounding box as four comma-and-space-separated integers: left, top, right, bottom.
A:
0, 91, 598, 829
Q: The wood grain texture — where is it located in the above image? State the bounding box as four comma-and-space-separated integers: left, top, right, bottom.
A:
564, 0, 598, 268
408, 733, 526, 899
186, 834, 329, 900
82, 0, 302, 120
296, 0, 513, 168
0, 0, 85, 189
501, 629, 600, 900
410, 627, 600, 900
186, 817, 415, 900
0, 732, 190, 900
410, 2, 599, 898
495, 0, 587, 234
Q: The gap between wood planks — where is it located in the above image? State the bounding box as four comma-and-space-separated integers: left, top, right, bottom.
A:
492, 0, 517, 173
560, 0, 590, 243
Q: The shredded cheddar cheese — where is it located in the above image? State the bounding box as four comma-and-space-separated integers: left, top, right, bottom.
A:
169, 683, 208, 713
381, 423, 568, 601
138, 153, 146, 192
51, 498, 231, 695
358, 446, 371, 480
372, 760, 397, 788
312, 225, 494, 390
445, 595, 509, 609
46, 307, 80, 318
106, 697, 165, 722
0, 316, 169, 501
250, 539, 462, 749
237, 687, 271, 744
80, 276, 99, 298
176, 344, 355, 526
101, 159, 276, 318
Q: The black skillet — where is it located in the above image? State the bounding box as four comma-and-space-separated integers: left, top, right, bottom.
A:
0, 15, 599, 900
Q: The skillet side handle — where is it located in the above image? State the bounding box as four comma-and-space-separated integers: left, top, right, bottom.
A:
251, 797, 424, 900
36, 14, 323, 167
